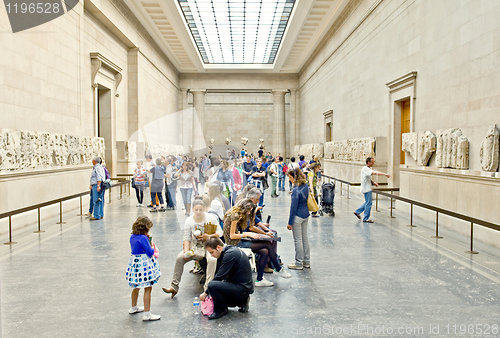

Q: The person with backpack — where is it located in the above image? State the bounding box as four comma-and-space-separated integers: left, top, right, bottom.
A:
278, 156, 286, 192
89, 157, 105, 220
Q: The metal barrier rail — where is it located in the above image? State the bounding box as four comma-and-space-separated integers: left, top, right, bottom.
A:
371, 189, 500, 254
373, 187, 400, 213
117, 174, 133, 196
321, 174, 360, 199
321, 174, 387, 198
0, 180, 130, 245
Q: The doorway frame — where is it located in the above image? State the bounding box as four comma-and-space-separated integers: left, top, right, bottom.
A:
386, 71, 417, 188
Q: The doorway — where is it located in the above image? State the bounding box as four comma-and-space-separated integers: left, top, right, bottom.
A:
98, 86, 112, 172
400, 99, 411, 164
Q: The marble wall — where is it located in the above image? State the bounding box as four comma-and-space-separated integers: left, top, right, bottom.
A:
298, 0, 500, 173
0, 128, 105, 171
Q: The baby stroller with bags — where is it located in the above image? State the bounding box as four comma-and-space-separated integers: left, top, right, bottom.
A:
318, 182, 335, 216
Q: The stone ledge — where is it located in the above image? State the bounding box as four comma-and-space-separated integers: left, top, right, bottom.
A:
0, 165, 93, 181
324, 159, 388, 166
400, 165, 500, 183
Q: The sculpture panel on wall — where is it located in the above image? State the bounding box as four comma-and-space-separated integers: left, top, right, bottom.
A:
417, 131, 436, 166
0, 128, 105, 171
323, 138, 375, 162
293, 143, 324, 160
126, 141, 137, 160
479, 124, 499, 172
402, 131, 436, 166
436, 128, 469, 170
144, 143, 186, 159
402, 132, 418, 161
324, 142, 334, 159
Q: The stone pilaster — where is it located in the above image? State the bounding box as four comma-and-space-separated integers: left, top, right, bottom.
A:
191, 89, 206, 156
272, 90, 288, 157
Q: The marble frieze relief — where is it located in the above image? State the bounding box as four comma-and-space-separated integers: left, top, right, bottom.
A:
0, 128, 105, 171
323, 138, 375, 162
294, 143, 324, 160
402, 131, 436, 166
144, 143, 185, 159
479, 124, 499, 172
402, 128, 468, 169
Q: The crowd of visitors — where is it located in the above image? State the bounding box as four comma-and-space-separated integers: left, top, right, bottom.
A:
124, 149, 328, 321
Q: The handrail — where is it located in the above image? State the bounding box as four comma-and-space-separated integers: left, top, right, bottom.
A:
372, 187, 400, 213
1, 179, 130, 245
371, 189, 499, 254
321, 174, 358, 199
321, 174, 386, 199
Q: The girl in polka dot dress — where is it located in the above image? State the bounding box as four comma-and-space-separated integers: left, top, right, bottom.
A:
126, 216, 162, 321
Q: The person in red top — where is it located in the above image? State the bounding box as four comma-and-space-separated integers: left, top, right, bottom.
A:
229, 160, 241, 206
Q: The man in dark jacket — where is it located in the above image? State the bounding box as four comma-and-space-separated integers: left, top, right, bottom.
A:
200, 237, 254, 319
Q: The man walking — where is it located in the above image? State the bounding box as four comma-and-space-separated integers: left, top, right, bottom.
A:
354, 157, 390, 223
200, 237, 254, 319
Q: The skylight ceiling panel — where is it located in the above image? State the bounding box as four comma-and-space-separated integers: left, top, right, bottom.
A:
177, 0, 295, 64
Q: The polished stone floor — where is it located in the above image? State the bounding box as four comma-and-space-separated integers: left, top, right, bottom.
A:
2, 186, 500, 338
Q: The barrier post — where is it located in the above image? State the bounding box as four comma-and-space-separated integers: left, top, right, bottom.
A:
407, 204, 416, 227
389, 190, 395, 209
375, 193, 379, 212
466, 222, 479, 254
56, 201, 66, 225
340, 182, 342, 196
120, 184, 123, 200
77, 196, 85, 216
4, 216, 16, 245
431, 212, 442, 239
34, 208, 44, 233
108, 188, 112, 204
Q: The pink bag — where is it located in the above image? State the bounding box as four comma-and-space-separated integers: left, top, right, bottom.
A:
201, 296, 214, 316
152, 242, 159, 259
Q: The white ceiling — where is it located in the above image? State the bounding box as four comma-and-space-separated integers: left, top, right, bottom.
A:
124, 0, 350, 74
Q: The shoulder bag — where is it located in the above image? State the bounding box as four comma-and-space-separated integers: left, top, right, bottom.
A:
307, 191, 319, 212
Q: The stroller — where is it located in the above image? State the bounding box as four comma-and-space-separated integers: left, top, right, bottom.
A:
318, 182, 335, 216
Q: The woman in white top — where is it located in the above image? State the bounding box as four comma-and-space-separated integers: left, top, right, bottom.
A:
208, 183, 225, 220
174, 161, 198, 216
193, 161, 200, 194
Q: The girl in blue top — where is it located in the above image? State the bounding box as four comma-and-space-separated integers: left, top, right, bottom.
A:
126, 216, 162, 321
286, 168, 311, 270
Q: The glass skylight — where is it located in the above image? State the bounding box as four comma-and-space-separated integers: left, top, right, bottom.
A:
177, 0, 296, 64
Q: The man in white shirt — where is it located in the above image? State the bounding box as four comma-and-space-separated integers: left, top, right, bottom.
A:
354, 157, 390, 223
269, 157, 279, 198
